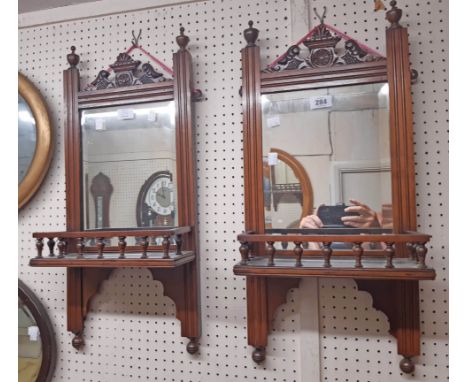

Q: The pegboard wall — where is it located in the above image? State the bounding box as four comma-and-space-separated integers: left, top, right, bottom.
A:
18, 0, 449, 381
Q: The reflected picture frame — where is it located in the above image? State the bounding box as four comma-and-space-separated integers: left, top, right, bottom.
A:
19, 72, 54, 209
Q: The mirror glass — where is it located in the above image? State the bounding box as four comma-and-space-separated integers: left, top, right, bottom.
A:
262, 83, 392, 231
81, 100, 177, 230
18, 297, 42, 381
18, 94, 37, 183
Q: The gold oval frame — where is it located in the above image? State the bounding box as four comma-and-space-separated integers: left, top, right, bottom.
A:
18, 73, 54, 209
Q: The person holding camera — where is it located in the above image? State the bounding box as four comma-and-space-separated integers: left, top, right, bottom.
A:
299, 198, 382, 229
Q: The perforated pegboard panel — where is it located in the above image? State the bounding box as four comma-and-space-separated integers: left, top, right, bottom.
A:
18, 0, 448, 381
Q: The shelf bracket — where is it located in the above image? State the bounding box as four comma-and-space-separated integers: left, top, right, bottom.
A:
150, 262, 201, 354
246, 276, 301, 363
356, 279, 420, 374
67, 267, 113, 349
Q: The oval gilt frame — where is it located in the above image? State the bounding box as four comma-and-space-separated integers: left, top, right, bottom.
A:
19, 72, 54, 209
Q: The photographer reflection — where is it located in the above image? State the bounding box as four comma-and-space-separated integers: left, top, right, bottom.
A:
299, 199, 390, 250
299, 199, 382, 229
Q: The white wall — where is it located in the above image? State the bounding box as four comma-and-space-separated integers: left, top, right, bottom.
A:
18, 0, 449, 381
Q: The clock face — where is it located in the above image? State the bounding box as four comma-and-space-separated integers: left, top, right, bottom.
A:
145, 175, 175, 216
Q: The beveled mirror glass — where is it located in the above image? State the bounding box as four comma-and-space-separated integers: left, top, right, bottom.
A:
81, 100, 177, 230
262, 82, 391, 230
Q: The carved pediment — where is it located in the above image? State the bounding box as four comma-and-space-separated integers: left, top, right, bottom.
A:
265, 23, 384, 72
87, 52, 167, 90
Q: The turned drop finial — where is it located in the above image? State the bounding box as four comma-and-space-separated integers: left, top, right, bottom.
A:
244, 20, 259, 47
186, 338, 199, 354
72, 333, 84, 350
386, 0, 402, 29
400, 357, 415, 374
67, 46, 80, 68
176, 26, 189, 50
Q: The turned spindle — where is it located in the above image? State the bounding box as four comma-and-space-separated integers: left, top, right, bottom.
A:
118, 236, 127, 259
266, 241, 275, 266
47, 238, 55, 257
162, 235, 170, 259
385, 242, 395, 268
322, 242, 332, 268
76, 237, 84, 259
57, 238, 66, 259
140, 236, 149, 259
416, 242, 428, 269
35, 238, 44, 259
239, 242, 249, 265
176, 234, 182, 256
96, 237, 105, 259
293, 241, 303, 267
406, 242, 417, 261
353, 242, 363, 268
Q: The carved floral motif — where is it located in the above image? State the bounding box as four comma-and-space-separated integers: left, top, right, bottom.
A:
265, 23, 383, 72
87, 52, 166, 90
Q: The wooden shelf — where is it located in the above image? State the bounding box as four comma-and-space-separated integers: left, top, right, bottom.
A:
30, 251, 195, 268
234, 257, 435, 280
30, 225, 200, 353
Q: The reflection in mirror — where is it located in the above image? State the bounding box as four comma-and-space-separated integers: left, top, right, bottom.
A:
262, 83, 391, 232
81, 101, 177, 231
18, 94, 37, 183
18, 297, 42, 381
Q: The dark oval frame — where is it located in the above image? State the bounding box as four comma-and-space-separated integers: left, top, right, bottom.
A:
18, 279, 56, 382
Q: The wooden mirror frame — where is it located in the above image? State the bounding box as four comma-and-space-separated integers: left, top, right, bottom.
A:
29, 28, 201, 354
235, 2, 435, 373
19, 73, 54, 210
19, 279, 56, 382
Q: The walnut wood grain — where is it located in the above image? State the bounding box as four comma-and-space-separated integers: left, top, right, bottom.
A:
246, 276, 300, 363
260, 61, 387, 94
236, 5, 434, 371
30, 251, 195, 268
237, 231, 431, 243
77, 81, 174, 108
33, 226, 191, 238
32, 30, 201, 353
234, 257, 435, 280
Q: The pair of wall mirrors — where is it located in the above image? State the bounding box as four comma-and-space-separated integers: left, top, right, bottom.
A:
23, 1, 435, 376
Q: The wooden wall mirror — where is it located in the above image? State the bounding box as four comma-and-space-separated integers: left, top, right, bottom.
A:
29, 27, 201, 354
18, 73, 53, 209
19, 280, 56, 382
235, 2, 435, 373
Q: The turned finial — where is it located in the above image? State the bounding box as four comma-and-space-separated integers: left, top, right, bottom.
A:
244, 20, 259, 47
67, 46, 80, 68
176, 26, 189, 50
386, 0, 402, 29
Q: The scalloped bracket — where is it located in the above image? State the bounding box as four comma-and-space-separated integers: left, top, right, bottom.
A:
66, 264, 200, 353
246, 276, 301, 363
356, 280, 420, 374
